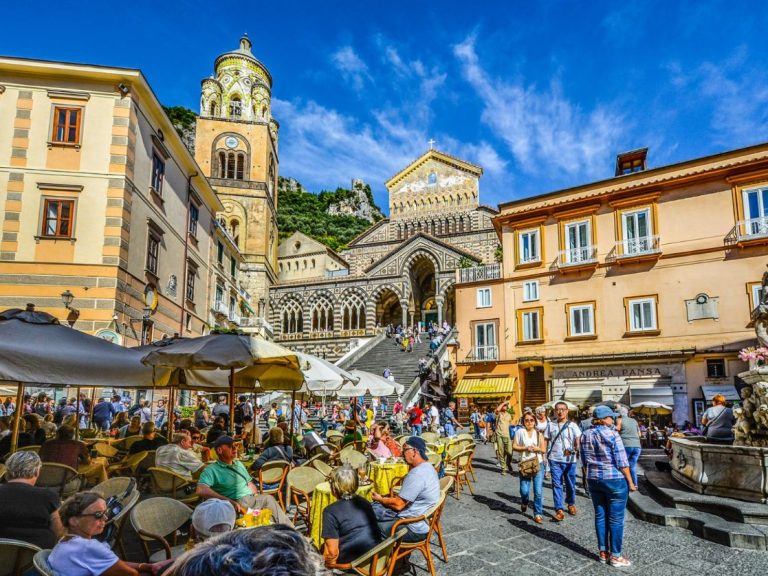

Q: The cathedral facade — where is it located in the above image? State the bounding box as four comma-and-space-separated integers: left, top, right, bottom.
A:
270, 150, 500, 359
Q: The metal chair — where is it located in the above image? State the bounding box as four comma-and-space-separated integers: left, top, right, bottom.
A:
348, 529, 408, 576
148, 467, 200, 505
107, 488, 140, 559
443, 448, 474, 499
32, 549, 54, 576
386, 496, 444, 576
256, 460, 290, 511
130, 497, 192, 562
286, 466, 325, 529
36, 463, 82, 498
0, 538, 41, 576
433, 478, 454, 562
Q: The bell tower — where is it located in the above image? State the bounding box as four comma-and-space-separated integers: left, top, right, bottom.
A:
195, 35, 279, 331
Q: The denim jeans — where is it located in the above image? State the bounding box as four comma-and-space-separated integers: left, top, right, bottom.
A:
519, 464, 545, 516
624, 447, 641, 486
411, 424, 422, 436
549, 460, 578, 510
588, 478, 629, 557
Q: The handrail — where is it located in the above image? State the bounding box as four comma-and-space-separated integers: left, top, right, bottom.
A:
401, 328, 456, 406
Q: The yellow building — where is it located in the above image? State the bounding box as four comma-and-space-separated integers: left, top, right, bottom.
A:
0, 57, 225, 345
454, 145, 767, 424
194, 36, 279, 337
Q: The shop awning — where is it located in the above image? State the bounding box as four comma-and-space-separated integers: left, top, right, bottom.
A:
454, 377, 516, 398
630, 386, 674, 406
564, 387, 603, 403
701, 384, 740, 402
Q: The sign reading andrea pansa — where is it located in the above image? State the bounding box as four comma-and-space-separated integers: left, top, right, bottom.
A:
554, 363, 685, 381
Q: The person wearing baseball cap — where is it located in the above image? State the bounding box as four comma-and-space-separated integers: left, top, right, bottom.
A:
370, 435, 439, 542
580, 404, 637, 568
195, 435, 293, 527
190, 499, 236, 545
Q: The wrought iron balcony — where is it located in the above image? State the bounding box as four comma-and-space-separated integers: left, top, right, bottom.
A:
614, 235, 661, 258
733, 217, 768, 241
556, 246, 597, 269
458, 263, 502, 284
464, 345, 499, 363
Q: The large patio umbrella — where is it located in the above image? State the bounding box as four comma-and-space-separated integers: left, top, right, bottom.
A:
335, 369, 404, 397
630, 401, 672, 416
140, 333, 303, 434
294, 351, 358, 392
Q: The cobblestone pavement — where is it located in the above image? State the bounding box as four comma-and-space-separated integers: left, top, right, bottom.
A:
409, 442, 768, 576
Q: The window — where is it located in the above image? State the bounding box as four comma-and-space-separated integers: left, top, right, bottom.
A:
185, 264, 196, 302
627, 297, 657, 332
230, 256, 237, 277
217, 241, 224, 265
474, 322, 497, 360
341, 292, 366, 330
568, 303, 595, 337
51, 107, 82, 144
282, 300, 303, 334
146, 233, 160, 276
751, 283, 764, 310
41, 199, 74, 238
522, 280, 539, 302
150, 152, 165, 195
215, 284, 224, 308
621, 208, 652, 254
229, 295, 237, 318
706, 359, 727, 379
476, 288, 492, 308
564, 220, 592, 263
229, 97, 242, 118
742, 186, 768, 235
310, 295, 334, 332
188, 204, 199, 237
518, 228, 540, 264
517, 308, 543, 342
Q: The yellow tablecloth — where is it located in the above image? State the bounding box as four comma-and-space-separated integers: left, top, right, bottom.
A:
369, 461, 409, 496
429, 442, 447, 455
309, 481, 374, 549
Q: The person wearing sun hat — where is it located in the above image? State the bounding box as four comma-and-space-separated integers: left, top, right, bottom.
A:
580, 404, 637, 568
370, 436, 439, 542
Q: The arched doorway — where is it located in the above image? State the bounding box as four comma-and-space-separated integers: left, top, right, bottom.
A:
441, 284, 456, 326
408, 254, 436, 328
375, 288, 402, 327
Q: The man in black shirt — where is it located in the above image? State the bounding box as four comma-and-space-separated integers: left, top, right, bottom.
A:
0, 451, 62, 548
129, 422, 168, 454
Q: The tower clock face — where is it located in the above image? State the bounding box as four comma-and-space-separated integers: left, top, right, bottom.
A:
225, 136, 238, 149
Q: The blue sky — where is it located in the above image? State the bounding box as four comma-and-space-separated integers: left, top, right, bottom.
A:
4, 1, 768, 213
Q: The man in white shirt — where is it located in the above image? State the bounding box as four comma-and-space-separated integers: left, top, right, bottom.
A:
544, 401, 582, 522
427, 402, 440, 433
156, 431, 205, 480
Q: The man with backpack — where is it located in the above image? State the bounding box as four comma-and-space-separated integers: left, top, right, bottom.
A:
233, 395, 253, 436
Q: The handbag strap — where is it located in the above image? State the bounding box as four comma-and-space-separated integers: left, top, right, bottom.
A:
546, 422, 569, 459
704, 406, 726, 431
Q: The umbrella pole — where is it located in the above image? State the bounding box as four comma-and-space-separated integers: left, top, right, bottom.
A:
289, 389, 297, 440
168, 387, 175, 436
75, 386, 81, 440
229, 368, 235, 436
10, 383, 24, 453
89, 387, 96, 431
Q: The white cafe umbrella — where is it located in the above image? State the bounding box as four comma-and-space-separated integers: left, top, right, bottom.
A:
294, 351, 358, 392
630, 401, 673, 416
335, 369, 404, 397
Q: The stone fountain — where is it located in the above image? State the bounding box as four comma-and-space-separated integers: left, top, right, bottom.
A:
670, 269, 768, 503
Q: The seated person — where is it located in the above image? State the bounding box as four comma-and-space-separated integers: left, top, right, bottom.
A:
205, 415, 227, 445
380, 422, 402, 458
187, 427, 211, 461
39, 425, 108, 486
238, 414, 261, 449
275, 420, 303, 453
322, 466, 381, 569
367, 421, 393, 458
0, 451, 63, 548
156, 430, 205, 480
25, 414, 47, 445
342, 420, 363, 447
186, 499, 236, 550
162, 525, 325, 576
371, 436, 440, 542
0, 417, 33, 460
129, 422, 168, 454
49, 491, 171, 576
195, 435, 293, 526
251, 427, 293, 476
119, 415, 142, 439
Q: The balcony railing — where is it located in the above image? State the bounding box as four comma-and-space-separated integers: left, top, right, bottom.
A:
212, 300, 228, 316
614, 235, 661, 258
464, 345, 499, 363
241, 316, 274, 338
458, 263, 502, 284
228, 311, 241, 325
557, 246, 597, 268
736, 217, 768, 240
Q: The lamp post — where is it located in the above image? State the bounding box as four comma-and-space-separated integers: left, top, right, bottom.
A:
60, 290, 80, 327
141, 306, 153, 345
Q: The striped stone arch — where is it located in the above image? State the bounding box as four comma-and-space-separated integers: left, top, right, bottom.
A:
307, 290, 336, 332
277, 294, 305, 335
401, 248, 441, 277
438, 277, 456, 299
368, 282, 404, 329
338, 287, 368, 331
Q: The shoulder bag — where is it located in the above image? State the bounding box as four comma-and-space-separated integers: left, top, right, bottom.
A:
518, 430, 541, 478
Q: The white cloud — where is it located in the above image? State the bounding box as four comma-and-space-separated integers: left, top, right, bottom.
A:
331, 46, 371, 92
453, 35, 627, 179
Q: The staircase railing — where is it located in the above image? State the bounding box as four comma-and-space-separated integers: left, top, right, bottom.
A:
400, 328, 457, 406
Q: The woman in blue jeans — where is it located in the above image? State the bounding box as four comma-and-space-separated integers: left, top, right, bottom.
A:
512, 413, 546, 524
580, 406, 637, 568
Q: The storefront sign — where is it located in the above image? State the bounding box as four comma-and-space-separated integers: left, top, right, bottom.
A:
554, 363, 682, 381
459, 398, 468, 408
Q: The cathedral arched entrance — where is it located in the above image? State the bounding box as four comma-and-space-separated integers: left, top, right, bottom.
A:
407, 254, 436, 328
375, 288, 402, 327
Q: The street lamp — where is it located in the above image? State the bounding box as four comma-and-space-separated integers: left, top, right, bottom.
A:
141, 306, 154, 345
60, 290, 80, 327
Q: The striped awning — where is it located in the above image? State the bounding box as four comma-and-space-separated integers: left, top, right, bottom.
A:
454, 377, 516, 398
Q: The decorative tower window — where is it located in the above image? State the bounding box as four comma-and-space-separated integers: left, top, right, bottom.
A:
229, 97, 242, 118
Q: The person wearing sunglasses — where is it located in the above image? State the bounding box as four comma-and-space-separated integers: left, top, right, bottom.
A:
49, 491, 172, 575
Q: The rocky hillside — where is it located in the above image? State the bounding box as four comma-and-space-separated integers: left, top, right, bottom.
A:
163, 106, 197, 154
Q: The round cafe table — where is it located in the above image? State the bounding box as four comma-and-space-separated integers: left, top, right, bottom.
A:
368, 460, 409, 496
309, 480, 374, 549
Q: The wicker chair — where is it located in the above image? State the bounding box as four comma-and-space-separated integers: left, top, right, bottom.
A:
0, 538, 41, 576
326, 430, 343, 441
107, 450, 148, 477
455, 433, 475, 443
32, 549, 54, 576
123, 435, 144, 452
92, 442, 120, 462
348, 529, 408, 576
326, 435, 343, 449
310, 458, 334, 478
339, 448, 368, 469
386, 496, 444, 576
427, 452, 442, 473
107, 488, 140, 559
394, 435, 409, 446
130, 497, 192, 562
91, 476, 132, 500
286, 466, 325, 529
256, 460, 290, 511
148, 467, 200, 505
0, 463, 6, 482
36, 463, 82, 498
443, 448, 474, 499
433, 478, 454, 562
420, 432, 440, 444
15, 445, 40, 453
